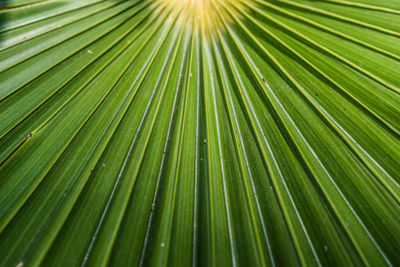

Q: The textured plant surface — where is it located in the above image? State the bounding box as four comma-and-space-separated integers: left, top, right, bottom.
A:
0, 0, 400, 266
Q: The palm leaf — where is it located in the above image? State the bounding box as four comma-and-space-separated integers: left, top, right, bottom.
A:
0, 0, 399, 266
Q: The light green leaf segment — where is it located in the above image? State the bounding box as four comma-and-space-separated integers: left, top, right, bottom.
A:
0, 0, 399, 266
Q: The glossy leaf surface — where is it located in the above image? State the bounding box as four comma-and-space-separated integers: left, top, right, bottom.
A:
0, 0, 399, 266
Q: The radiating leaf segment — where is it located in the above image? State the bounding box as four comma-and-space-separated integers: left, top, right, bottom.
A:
0, 0, 399, 266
